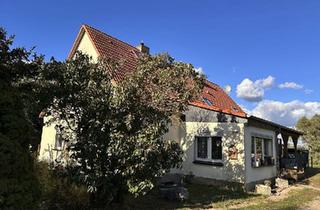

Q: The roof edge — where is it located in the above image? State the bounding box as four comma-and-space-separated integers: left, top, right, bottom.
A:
67, 24, 101, 60
248, 115, 303, 135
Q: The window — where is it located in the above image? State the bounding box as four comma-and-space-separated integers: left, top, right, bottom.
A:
55, 133, 63, 150
212, 137, 222, 159
203, 97, 214, 106
54, 126, 63, 150
195, 136, 223, 164
251, 136, 274, 167
197, 137, 208, 158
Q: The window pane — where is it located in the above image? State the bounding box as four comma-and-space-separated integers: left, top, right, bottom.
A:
264, 139, 272, 156
251, 137, 255, 154
55, 133, 63, 149
197, 137, 208, 158
212, 137, 222, 159
203, 97, 213, 106
256, 138, 263, 160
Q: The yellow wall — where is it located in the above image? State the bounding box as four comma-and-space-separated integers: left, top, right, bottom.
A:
75, 31, 99, 62
38, 117, 57, 161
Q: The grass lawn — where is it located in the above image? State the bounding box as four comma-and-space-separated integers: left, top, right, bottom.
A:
123, 183, 263, 209
121, 168, 320, 210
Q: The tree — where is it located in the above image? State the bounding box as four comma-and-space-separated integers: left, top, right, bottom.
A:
44, 52, 204, 206
296, 115, 320, 165
0, 27, 40, 209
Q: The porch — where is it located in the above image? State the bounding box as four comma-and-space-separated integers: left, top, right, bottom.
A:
247, 116, 307, 178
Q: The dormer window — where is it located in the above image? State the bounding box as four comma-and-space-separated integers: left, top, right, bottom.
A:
232, 106, 239, 112
203, 97, 213, 106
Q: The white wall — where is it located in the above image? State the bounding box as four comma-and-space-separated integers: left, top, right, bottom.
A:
38, 117, 57, 161
169, 121, 246, 183
244, 126, 277, 184
76, 31, 99, 62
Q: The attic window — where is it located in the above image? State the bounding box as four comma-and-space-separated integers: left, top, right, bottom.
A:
203, 97, 213, 106
232, 107, 239, 112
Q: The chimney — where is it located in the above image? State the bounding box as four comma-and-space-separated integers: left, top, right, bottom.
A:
136, 41, 150, 54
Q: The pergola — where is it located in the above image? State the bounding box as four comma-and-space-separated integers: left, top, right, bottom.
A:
247, 116, 304, 166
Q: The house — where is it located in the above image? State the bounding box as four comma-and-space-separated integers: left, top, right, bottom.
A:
39, 24, 303, 190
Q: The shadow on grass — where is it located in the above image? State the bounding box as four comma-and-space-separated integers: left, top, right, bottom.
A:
304, 167, 320, 179
122, 183, 260, 210
300, 167, 320, 187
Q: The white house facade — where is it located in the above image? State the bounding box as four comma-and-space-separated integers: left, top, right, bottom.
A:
38, 24, 303, 191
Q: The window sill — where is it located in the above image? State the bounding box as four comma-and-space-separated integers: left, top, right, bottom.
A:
193, 160, 223, 167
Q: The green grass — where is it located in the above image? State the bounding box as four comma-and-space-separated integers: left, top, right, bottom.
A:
237, 188, 320, 210
123, 183, 262, 210
121, 168, 320, 210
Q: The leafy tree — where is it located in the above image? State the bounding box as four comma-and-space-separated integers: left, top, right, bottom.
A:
0, 27, 41, 209
296, 115, 320, 164
44, 52, 204, 206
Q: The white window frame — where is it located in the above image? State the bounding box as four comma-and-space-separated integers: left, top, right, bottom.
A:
251, 135, 274, 167
195, 136, 223, 163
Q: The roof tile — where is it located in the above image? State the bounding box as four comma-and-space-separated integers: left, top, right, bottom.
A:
68, 24, 247, 118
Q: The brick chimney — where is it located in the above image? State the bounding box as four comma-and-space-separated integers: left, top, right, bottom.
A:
136, 41, 149, 54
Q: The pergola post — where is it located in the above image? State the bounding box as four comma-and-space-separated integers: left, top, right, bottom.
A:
282, 133, 289, 158
292, 135, 298, 153
275, 130, 281, 171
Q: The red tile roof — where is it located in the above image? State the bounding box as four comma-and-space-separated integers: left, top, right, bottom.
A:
189, 81, 246, 117
68, 24, 140, 81
68, 24, 247, 118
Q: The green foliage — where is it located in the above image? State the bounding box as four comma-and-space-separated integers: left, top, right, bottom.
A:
0, 27, 42, 209
296, 115, 320, 164
35, 161, 90, 210
0, 134, 40, 210
42, 52, 204, 206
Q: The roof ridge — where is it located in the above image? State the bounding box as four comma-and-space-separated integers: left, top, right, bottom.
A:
82, 24, 140, 52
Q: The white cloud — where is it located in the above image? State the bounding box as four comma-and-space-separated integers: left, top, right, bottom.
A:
278, 82, 303, 89
224, 85, 232, 95
194, 67, 204, 75
251, 100, 320, 127
256, 75, 275, 88
236, 76, 275, 102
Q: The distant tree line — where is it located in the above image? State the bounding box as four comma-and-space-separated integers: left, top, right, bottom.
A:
296, 115, 320, 166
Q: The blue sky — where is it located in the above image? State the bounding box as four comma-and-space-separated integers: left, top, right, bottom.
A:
2, 0, 320, 126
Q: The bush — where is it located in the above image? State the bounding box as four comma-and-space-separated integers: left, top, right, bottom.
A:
35, 161, 90, 210
0, 134, 40, 210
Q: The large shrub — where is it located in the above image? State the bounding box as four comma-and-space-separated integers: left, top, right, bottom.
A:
35, 161, 90, 210
0, 134, 40, 210
41, 53, 204, 207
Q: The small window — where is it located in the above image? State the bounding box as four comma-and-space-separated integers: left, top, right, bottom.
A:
195, 136, 223, 162
55, 133, 63, 150
54, 126, 63, 150
251, 136, 274, 167
232, 106, 239, 112
197, 137, 208, 159
203, 97, 213, 106
212, 137, 222, 159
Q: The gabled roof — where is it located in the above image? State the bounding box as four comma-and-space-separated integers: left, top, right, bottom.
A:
68, 24, 247, 118
68, 24, 140, 81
